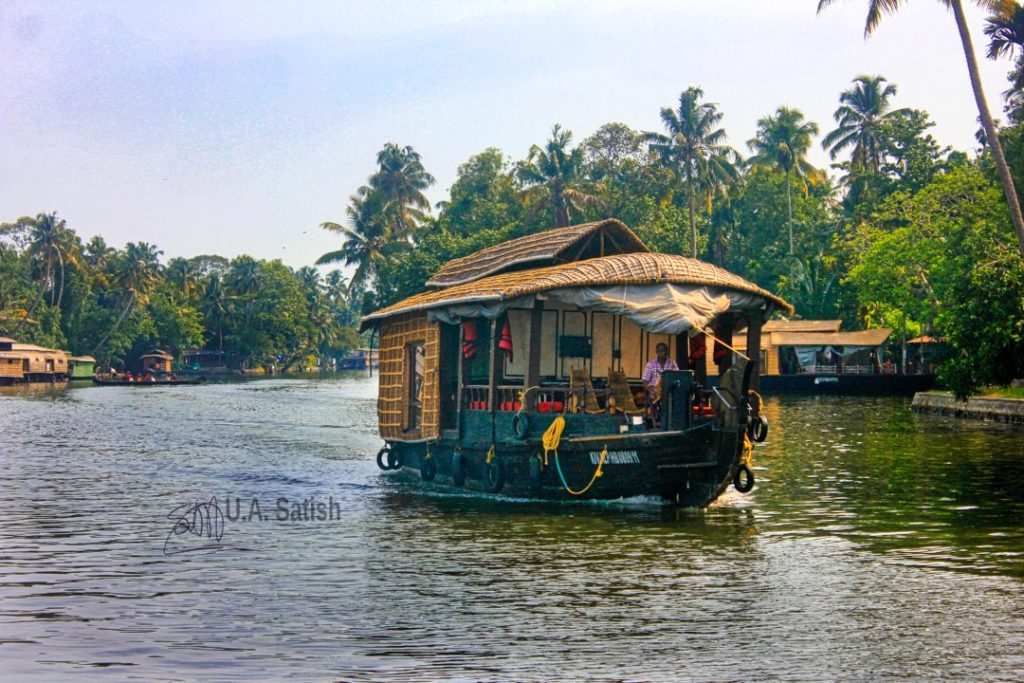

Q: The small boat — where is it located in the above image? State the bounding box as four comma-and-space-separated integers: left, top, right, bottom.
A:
92, 376, 206, 386
360, 220, 792, 507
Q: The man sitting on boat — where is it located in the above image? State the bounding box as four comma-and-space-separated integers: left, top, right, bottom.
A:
642, 342, 679, 425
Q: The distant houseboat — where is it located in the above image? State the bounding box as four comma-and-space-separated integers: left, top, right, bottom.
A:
140, 350, 174, 374
360, 220, 792, 507
338, 348, 379, 370
182, 349, 233, 374
715, 319, 935, 395
0, 337, 68, 384
66, 355, 97, 380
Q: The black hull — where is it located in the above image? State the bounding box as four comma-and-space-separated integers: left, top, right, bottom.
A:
386, 425, 745, 507
712, 373, 935, 396
92, 377, 206, 386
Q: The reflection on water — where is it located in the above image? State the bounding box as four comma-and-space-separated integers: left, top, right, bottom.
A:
0, 380, 1022, 681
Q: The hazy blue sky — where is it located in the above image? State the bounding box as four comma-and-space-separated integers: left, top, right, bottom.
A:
0, 0, 1014, 270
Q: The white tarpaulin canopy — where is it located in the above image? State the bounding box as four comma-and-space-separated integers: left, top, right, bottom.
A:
427, 283, 766, 336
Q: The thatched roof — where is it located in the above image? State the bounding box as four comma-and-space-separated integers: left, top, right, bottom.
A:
770, 329, 891, 347
363, 252, 793, 330
425, 219, 648, 288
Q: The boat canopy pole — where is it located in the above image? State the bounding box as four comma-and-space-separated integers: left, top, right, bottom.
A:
746, 313, 763, 393
488, 318, 498, 444
716, 313, 735, 376
524, 300, 544, 412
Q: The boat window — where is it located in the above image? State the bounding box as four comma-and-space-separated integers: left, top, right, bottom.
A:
405, 342, 425, 432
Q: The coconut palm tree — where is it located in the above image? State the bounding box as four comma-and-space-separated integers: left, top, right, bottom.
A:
317, 190, 406, 291
324, 270, 349, 304
747, 106, 821, 255
985, 2, 1024, 115
0, 213, 75, 334
367, 143, 435, 239
817, 0, 1024, 257
823, 75, 908, 174
166, 257, 199, 304
645, 87, 739, 258
91, 242, 163, 355
200, 273, 229, 353
517, 124, 604, 229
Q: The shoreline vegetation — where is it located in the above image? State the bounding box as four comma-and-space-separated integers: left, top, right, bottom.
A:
3, 6, 1023, 395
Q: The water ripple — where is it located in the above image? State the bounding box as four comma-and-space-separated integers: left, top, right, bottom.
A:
0, 382, 1022, 681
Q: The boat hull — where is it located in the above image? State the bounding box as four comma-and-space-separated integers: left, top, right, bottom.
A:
708, 373, 935, 395
92, 377, 206, 386
386, 422, 745, 507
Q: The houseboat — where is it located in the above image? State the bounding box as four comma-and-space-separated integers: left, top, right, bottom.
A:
66, 355, 97, 380
0, 337, 68, 384
140, 350, 174, 374
716, 320, 935, 394
360, 220, 792, 506
182, 348, 233, 374
339, 347, 379, 370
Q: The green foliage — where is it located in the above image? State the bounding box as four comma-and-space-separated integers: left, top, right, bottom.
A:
436, 148, 523, 236
847, 164, 1023, 396
0, 217, 362, 371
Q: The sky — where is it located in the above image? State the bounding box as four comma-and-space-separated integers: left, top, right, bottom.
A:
0, 0, 1015, 271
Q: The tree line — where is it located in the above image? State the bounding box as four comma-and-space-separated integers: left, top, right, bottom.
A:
320, 1, 1024, 397
0, 218, 361, 371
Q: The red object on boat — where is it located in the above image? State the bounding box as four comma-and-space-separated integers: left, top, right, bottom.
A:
537, 401, 564, 413
499, 401, 522, 411
462, 320, 478, 360
688, 333, 706, 370
498, 317, 514, 363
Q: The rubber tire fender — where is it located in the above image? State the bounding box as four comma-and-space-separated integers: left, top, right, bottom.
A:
748, 415, 769, 443
486, 457, 506, 494
420, 455, 437, 482
451, 450, 467, 487
512, 412, 530, 441
733, 463, 755, 493
376, 446, 391, 471
386, 448, 402, 470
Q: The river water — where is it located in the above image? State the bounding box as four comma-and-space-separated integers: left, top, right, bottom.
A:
0, 376, 1022, 682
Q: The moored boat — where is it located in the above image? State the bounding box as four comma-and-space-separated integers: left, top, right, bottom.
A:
360, 220, 792, 507
92, 376, 206, 386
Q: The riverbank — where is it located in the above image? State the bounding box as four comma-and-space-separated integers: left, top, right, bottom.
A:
912, 391, 1024, 424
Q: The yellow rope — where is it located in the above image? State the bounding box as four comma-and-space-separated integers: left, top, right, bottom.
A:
485, 444, 496, 465
544, 416, 606, 496
741, 431, 753, 466
541, 416, 565, 466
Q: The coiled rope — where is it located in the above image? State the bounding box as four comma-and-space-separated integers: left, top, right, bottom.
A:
542, 416, 606, 496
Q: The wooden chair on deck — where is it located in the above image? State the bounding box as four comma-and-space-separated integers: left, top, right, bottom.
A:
607, 368, 644, 417
569, 367, 604, 414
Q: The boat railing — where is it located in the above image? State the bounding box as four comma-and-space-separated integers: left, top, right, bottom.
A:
799, 364, 895, 375
460, 384, 613, 413
799, 364, 838, 374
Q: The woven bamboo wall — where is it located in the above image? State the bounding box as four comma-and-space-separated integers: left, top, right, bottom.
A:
377, 313, 440, 441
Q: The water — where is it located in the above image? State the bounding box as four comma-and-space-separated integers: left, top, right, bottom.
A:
0, 378, 1022, 682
